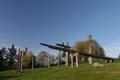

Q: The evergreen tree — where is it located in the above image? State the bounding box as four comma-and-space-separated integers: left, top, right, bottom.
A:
8, 44, 17, 69
118, 53, 120, 59
0, 47, 8, 71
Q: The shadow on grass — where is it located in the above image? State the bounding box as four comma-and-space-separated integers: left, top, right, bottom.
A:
0, 74, 20, 80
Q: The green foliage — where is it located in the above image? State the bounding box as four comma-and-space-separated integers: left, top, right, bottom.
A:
62, 51, 65, 58
23, 51, 33, 69
74, 40, 105, 57
118, 53, 120, 59
37, 51, 49, 66
0, 47, 8, 71
0, 45, 17, 71
8, 44, 17, 69
8, 44, 17, 56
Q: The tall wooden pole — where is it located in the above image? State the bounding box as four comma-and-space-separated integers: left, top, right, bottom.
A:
70, 53, 74, 68
20, 50, 23, 71
48, 54, 50, 68
16, 48, 21, 74
58, 50, 61, 67
65, 52, 69, 67
32, 56, 34, 69
88, 34, 92, 64
75, 53, 79, 68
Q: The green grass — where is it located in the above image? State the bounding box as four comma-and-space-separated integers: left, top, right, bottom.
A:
1, 59, 120, 80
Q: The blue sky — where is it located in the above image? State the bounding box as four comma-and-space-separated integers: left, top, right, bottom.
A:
0, 0, 120, 58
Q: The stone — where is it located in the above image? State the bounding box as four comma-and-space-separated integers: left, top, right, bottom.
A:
88, 57, 92, 64
92, 62, 104, 68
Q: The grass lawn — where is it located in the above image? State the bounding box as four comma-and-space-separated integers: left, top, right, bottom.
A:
0, 59, 120, 80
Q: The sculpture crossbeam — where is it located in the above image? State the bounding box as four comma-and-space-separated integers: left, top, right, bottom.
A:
40, 43, 114, 68
40, 43, 113, 60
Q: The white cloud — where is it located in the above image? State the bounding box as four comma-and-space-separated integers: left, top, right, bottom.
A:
104, 39, 120, 58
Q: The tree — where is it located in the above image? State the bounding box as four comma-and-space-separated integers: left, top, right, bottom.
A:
0, 47, 8, 71
8, 44, 17, 69
38, 51, 49, 67
22, 51, 34, 69
118, 53, 120, 59
74, 40, 105, 57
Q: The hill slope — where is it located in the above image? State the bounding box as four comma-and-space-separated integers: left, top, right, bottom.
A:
0, 60, 120, 80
